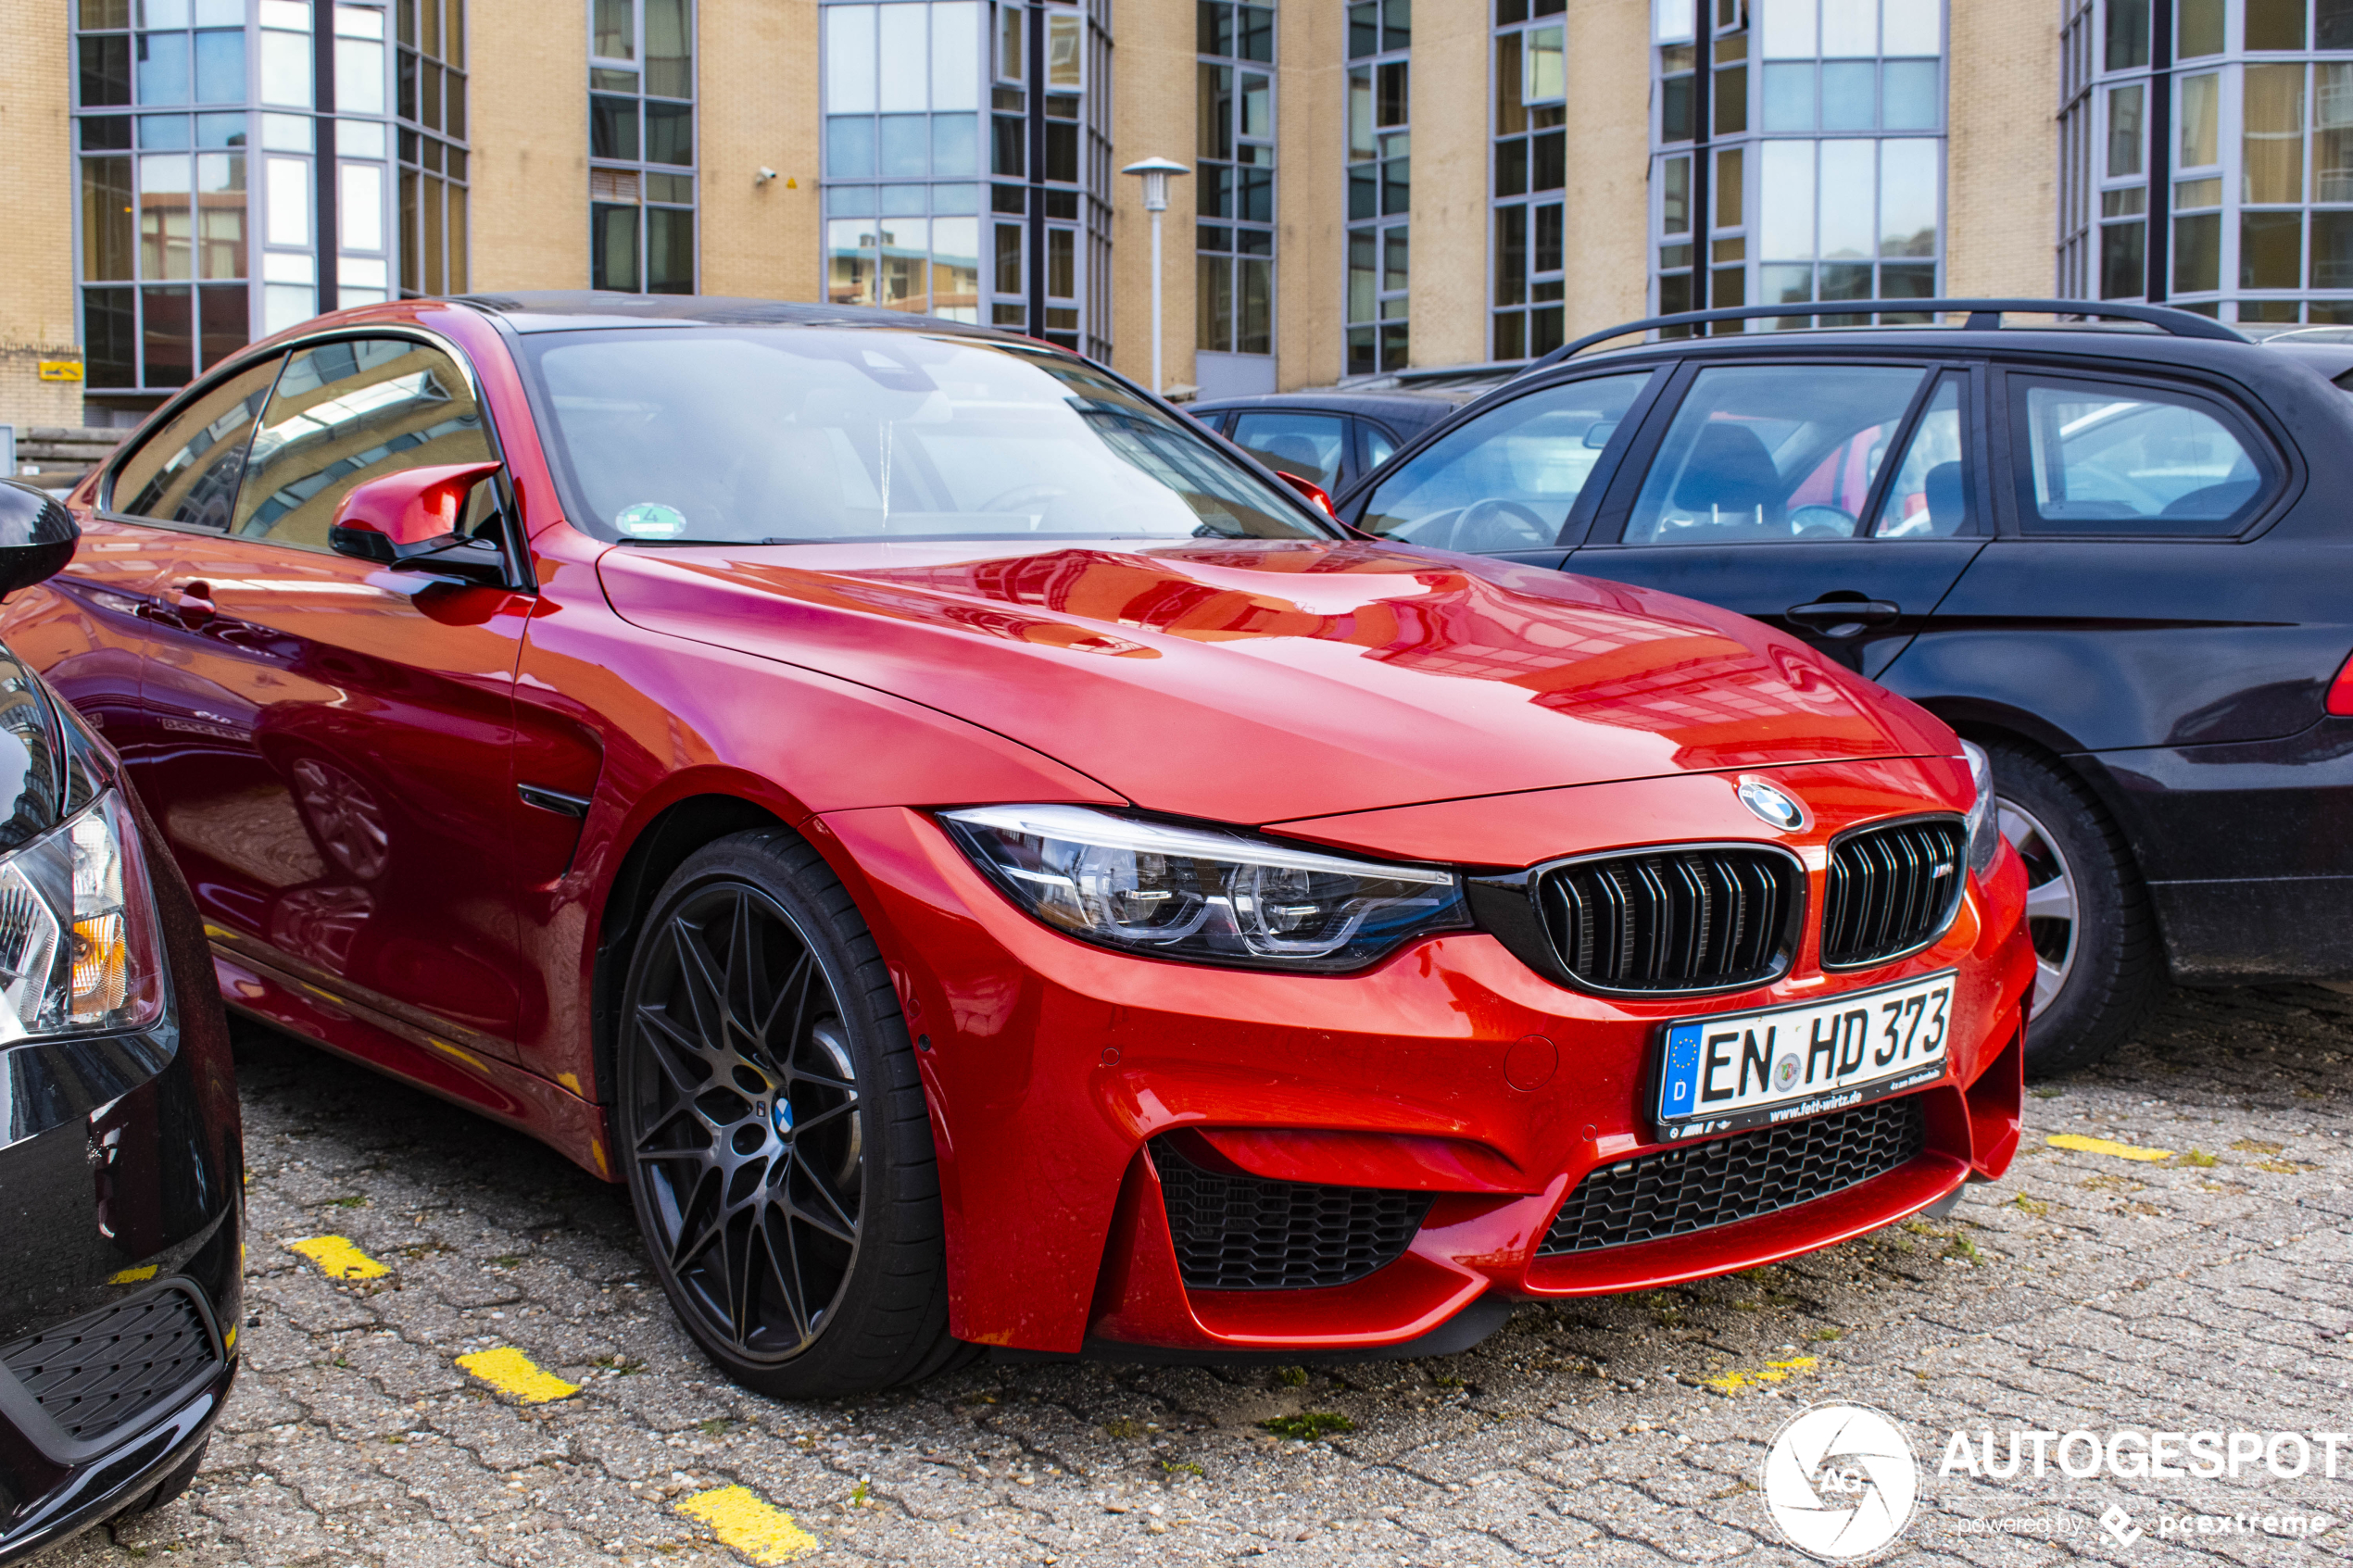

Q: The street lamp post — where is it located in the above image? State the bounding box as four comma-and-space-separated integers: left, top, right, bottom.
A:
1121, 157, 1190, 396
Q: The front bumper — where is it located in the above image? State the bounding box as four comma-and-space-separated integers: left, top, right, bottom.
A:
818, 758, 2034, 1357
0, 1029, 243, 1563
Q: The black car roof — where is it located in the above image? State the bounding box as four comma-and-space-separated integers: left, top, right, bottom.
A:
450, 290, 1027, 342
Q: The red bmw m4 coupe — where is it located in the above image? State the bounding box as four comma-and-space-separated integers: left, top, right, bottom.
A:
6, 295, 2032, 1394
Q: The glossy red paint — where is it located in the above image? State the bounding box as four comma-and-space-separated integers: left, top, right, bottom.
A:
6, 298, 2033, 1361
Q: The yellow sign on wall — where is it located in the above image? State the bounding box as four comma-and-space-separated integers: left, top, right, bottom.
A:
36, 361, 83, 383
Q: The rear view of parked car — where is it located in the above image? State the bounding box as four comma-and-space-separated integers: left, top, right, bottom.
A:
1339, 298, 2353, 1073
0, 483, 242, 1565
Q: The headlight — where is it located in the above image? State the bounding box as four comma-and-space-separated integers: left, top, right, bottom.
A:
0, 788, 167, 1042
1959, 740, 2002, 877
940, 804, 1469, 972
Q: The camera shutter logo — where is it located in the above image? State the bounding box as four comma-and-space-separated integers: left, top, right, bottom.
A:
1761, 1402, 1919, 1560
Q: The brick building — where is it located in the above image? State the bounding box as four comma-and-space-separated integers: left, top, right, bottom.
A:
14, 0, 2317, 437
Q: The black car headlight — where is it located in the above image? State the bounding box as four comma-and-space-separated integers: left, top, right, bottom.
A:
941, 804, 1469, 972
1960, 740, 2002, 877
0, 786, 168, 1041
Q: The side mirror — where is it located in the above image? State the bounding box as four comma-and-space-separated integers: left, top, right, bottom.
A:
327, 460, 506, 579
1276, 470, 1337, 518
0, 481, 81, 597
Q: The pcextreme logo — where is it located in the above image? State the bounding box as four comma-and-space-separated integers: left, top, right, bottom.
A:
1762, 1402, 1921, 1560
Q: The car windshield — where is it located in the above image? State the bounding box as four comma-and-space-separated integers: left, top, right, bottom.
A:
521, 326, 1326, 545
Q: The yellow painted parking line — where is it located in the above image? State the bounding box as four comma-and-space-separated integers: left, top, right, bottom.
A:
455, 1346, 579, 1404
286, 1235, 389, 1280
107, 1264, 157, 1285
2047, 1133, 2174, 1162
1705, 1355, 1817, 1394
677, 1486, 819, 1563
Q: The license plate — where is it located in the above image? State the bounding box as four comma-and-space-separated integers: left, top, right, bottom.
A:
1653, 971, 1955, 1138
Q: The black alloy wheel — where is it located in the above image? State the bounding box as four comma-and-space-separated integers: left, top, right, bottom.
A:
616, 829, 968, 1396
1982, 743, 2163, 1078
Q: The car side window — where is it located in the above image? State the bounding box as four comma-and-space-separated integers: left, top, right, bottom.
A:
1360, 420, 1398, 473
1868, 374, 1975, 538
1230, 411, 1348, 490
2010, 374, 2271, 536
1357, 372, 1652, 552
231, 336, 495, 549
1620, 363, 1927, 545
107, 356, 284, 531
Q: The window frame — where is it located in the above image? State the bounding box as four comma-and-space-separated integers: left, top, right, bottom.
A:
98, 323, 522, 569
1991, 363, 2292, 542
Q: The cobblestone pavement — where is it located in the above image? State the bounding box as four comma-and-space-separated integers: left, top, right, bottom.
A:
38, 985, 2353, 1568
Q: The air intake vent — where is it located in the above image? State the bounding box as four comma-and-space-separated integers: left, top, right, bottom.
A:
1151, 1139, 1430, 1291
1534, 847, 1800, 995
2, 1286, 220, 1443
1821, 817, 1968, 968
1537, 1095, 1927, 1255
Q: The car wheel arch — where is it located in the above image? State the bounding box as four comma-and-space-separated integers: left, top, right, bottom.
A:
587, 789, 794, 1107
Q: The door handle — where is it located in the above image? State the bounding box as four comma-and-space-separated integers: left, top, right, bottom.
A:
1785, 598, 1900, 636
167, 582, 218, 629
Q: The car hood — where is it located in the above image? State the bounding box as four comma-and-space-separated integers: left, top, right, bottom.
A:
596, 536, 1953, 824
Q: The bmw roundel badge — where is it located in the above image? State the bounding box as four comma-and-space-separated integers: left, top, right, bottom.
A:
1737, 778, 1808, 833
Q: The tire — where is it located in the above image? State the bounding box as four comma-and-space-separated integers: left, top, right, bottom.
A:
614, 828, 971, 1396
1982, 743, 2163, 1077
124, 1436, 208, 1516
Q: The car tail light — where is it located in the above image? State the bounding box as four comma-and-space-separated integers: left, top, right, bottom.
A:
2329, 650, 2353, 716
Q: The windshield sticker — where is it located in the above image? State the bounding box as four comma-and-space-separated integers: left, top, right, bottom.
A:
615, 502, 687, 539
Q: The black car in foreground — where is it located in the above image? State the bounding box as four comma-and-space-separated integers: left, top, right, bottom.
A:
1336, 298, 2353, 1073
0, 483, 241, 1562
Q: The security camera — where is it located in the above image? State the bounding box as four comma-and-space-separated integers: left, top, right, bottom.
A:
756, 167, 778, 182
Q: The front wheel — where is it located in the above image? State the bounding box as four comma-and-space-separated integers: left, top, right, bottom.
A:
614, 829, 968, 1396
1982, 744, 2162, 1077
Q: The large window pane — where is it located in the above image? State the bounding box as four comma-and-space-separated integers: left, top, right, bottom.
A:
2314, 210, 2353, 285
1821, 0, 1876, 56
259, 28, 311, 106
825, 5, 876, 112
140, 153, 193, 278
1819, 139, 1874, 257
647, 204, 693, 293
646, 0, 691, 97
2099, 220, 2145, 297
337, 36, 385, 113
82, 36, 133, 107
827, 116, 875, 177
878, 5, 927, 110
2319, 64, 2353, 201
2179, 71, 2220, 167
1881, 59, 1937, 130
2177, 0, 2224, 58
193, 28, 244, 101
82, 157, 136, 280
143, 283, 194, 386
1759, 138, 1816, 257
879, 113, 927, 176
2106, 0, 2150, 68
1881, 0, 1940, 55
2246, 0, 2305, 48
931, 112, 976, 175
593, 202, 639, 290
2241, 209, 2301, 286
1762, 61, 1815, 130
1760, 0, 1817, 57
341, 161, 384, 250
881, 217, 928, 308
828, 218, 875, 305
2243, 63, 2305, 204
195, 150, 245, 278
265, 154, 308, 244
646, 100, 691, 164
931, 1, 978, 111
136, 32, 192, 103
930, 214, 978, 320
2108, 82, 2144, 178
1880, 137, 1937, 256
2174, 210, 2221, 290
